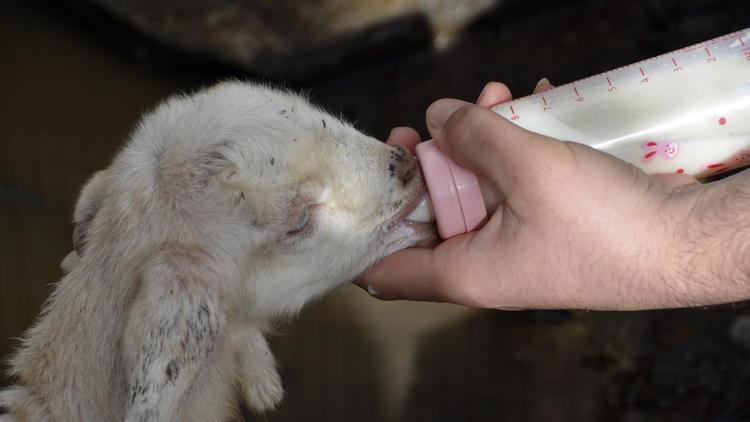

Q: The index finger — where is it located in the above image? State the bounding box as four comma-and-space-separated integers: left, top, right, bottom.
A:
476, 82, 513, 108
385, 126, 421, 155
356, 247, 449, 302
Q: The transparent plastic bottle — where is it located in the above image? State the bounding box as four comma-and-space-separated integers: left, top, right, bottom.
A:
415, 28, 750, 239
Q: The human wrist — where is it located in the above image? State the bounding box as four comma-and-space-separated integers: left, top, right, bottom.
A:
672, 171, 750, 306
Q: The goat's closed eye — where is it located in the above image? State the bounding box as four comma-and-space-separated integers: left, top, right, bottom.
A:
287, 205, 313, 235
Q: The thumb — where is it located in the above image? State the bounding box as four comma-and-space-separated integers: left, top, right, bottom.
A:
425, 99, 555, 194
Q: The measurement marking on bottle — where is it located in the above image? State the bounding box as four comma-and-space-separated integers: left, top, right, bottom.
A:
573, 86, 584, 102
705, 46, 716, 62
542, 96, 551, 111
509, 105, 519, 120
606, 77, 617, 92
740, 34, 750, 61
639, 67, 650, 83
671, 57, 683, 72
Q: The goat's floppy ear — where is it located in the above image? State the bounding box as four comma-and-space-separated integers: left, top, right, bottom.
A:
72, 170, 108, 255
123, 251, 224, 420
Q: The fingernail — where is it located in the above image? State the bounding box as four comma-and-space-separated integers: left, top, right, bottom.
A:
427, 99, 468, 129
535, 77, 550, 90
366, 285, 379, 296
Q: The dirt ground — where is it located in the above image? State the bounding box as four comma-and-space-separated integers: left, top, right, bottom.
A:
1, 0, 749, 421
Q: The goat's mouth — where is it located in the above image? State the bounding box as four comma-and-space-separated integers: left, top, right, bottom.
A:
387, 184, 436, 234
401, 194, 434, 226
379, 182, 439, 250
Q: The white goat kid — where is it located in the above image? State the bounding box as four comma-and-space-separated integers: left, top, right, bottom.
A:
0, 82, 434, 421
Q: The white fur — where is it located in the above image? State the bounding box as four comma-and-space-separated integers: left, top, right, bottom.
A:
1, 81, 434, 421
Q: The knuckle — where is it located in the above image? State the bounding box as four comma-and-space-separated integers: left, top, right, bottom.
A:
441, 106, 500, 157
444, 105, 487, 138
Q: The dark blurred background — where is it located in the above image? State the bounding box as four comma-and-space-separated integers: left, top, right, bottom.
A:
1, 0, 750, 421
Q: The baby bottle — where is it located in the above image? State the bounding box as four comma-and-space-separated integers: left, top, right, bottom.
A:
414, 28, 750, 239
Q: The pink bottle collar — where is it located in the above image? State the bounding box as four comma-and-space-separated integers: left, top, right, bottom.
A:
415, 140, 487, 239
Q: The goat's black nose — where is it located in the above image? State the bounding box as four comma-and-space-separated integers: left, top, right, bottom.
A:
389, 144, 418, 185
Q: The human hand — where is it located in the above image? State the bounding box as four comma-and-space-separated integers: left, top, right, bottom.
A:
358, 80, 724, 311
